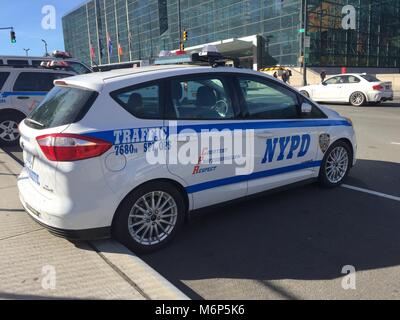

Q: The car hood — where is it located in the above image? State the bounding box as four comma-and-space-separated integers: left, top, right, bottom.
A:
318, 104, 343, 119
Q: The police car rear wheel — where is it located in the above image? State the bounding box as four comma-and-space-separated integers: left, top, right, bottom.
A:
113, 182, 186, 253
0, 113, 24, 146
319, 141, 351, 188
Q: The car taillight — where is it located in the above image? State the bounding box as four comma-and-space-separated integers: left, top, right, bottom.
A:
36, 134, 112, 161
372, 85, 384, 91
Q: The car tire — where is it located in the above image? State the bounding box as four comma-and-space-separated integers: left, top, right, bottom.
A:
112, 181, 186, 254
300, 90, 310, 98
318, 140, 352, 188
349, 92, 366, 106
0, 112, 25, 147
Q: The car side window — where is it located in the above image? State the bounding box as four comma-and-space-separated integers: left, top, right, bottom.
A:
238, 76, 299, 119
347, 76, 360, 83
324, 76, 341, 85
167, 76, 234, 120
0, 72, 10, 90
111, 83, 161, 119
13, 72, 71, 92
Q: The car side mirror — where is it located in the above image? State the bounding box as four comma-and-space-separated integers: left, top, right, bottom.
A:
301, 102, 312, 114
322, 82, 327, 86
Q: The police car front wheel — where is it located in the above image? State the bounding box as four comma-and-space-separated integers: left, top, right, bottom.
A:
319, 141, 351, 188
112, 181, 186, 253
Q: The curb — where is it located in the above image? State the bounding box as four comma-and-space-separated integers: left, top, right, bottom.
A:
1, 147, 189, 300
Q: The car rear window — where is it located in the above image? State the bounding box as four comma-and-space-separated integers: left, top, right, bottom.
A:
360, 74, 381, 82
0, 72, 10, 90
25, 86, 98, 129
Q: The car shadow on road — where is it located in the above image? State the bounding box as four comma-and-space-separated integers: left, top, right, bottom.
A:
136, 159, 400, 298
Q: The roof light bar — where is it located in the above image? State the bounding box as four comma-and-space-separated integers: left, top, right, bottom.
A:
154, 47, 240, 68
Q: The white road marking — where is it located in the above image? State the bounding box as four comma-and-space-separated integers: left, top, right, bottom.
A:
390, 142, 400, 145
342, 184, 400, 202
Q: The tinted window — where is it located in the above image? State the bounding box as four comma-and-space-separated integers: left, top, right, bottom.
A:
0, 72, 10, 90
7, 59, 29, 66
26, 86, 97, 129
112, 83, 161, 119
168, 76, 234, 120
13, 72, 71, 92
361, 74, 381, 82
238, 77, 299, 119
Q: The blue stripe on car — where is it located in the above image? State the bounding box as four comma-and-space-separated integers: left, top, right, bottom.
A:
0, 92, 47, 97
185, 161, 322, 194
177, 119, 351, 132
85, 119, 352, 144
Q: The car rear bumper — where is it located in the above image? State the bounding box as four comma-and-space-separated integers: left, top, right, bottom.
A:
18, 167, 115, 239
368, 91, 394, 102
19, 194, 111, 240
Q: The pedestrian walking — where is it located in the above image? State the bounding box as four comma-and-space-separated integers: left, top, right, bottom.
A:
287, 69, 292, 84
320, 70, 327, 82
282, 70, 288, 84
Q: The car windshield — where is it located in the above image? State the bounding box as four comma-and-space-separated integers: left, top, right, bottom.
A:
26, 86, 97, 129
360, 74, 381, 82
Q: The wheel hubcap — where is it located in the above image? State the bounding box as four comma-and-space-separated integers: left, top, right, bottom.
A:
128, 191, 178, 246
351, 93, 363, 105
325, 146, 349, 184
0, 120, 20, 142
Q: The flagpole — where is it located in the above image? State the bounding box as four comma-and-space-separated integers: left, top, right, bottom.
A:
103, 0, 110, 64
125, 0, 132, 61
85, 2, 93, 66
94, 0, 101, 64
114, 0, 121, 63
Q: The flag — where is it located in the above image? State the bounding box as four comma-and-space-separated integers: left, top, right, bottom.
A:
90, 42, 95, 60
107, 33, 113, 56
117, 32, 123, 56
118, 42, 123, 56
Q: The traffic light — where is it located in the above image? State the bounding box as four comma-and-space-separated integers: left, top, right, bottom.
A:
183, 29, 188, 42
10, 30, 16, 43
180, 42, 185, 51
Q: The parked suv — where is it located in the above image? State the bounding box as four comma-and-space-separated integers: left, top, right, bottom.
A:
0, 67, 75, 145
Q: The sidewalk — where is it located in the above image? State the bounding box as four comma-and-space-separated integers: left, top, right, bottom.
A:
0, 148, 188, 300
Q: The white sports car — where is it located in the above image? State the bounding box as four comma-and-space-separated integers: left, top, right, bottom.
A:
299, 73, 393, 106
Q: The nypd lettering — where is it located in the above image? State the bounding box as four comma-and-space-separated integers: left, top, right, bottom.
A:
262, 134, 311, 164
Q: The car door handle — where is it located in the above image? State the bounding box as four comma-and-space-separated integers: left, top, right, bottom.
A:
256, 130, 274, 138
17, 96, 30, 100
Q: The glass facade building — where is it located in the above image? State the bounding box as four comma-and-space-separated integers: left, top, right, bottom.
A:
62, 0, 400, 69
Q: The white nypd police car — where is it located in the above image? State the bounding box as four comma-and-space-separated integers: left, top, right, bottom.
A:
18, 53, 357, 253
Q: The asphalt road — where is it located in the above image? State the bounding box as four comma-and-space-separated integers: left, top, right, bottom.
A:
2, 100, 400, 299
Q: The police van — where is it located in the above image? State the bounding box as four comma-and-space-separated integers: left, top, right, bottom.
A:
0, 64, 76, 145
17, 49, 357, 253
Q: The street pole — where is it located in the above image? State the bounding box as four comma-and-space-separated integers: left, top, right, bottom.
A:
41, 39, 48, 56
23, 48, 30, 57
302, 0, 308, 86
178, 0, 182, 50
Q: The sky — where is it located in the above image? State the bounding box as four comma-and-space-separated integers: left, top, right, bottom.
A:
0, 0, 86, 57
